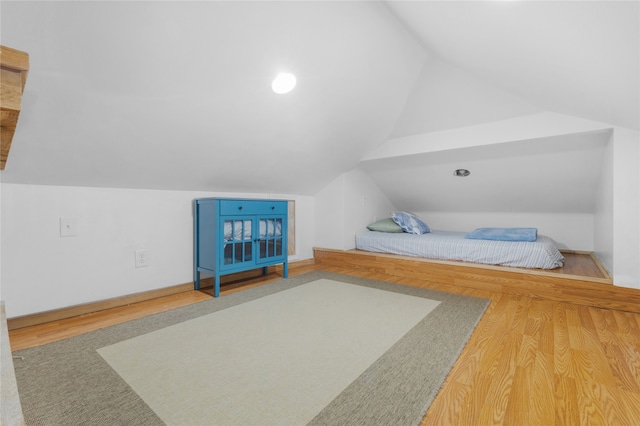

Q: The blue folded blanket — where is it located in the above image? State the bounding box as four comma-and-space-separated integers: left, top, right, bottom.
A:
465, 227, 538, 242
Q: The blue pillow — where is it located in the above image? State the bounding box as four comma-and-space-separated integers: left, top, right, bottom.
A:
391, 211, 431, 234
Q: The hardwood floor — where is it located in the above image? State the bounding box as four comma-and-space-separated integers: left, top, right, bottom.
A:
547, 252, 609, 278
7, 264, 308, 352
8, 260, 640, 425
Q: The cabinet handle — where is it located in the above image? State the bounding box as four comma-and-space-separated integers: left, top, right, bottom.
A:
271, 206, 275, 210
238, 206, 243, 210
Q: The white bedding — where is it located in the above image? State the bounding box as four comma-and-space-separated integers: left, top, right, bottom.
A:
355, 230, 565, 270
224, 219, 282, 241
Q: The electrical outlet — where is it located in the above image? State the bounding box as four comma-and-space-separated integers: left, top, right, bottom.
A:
135, 249, 149, 268
60, 217, 77, 237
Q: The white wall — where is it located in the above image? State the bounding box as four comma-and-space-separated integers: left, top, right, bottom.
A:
419, 212, 594, 251
1, 184, 315, 317
314, 174, 347, 251
342, 168, 398, 249
315, 168, 396, 251
594, 134, 614, 274
611, 128, 640, 288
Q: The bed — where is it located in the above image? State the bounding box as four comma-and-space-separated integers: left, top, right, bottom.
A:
355, 229, 565, 270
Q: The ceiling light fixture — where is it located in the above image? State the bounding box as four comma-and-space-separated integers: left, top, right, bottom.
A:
272, 72, 296, 94
454, 169, 471, 177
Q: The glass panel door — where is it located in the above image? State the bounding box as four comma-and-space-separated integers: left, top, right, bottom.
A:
223, 219, 252, 266
258, 217, 284, 262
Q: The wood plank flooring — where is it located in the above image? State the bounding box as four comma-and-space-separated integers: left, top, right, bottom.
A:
546, 251, 609, 278
8, 260, 640, 425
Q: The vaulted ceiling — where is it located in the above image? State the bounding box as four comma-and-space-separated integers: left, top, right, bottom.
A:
386, 0, 639, 135
1, 1, 638, 201
361, 129, 612, 214
0, 1, 425, 193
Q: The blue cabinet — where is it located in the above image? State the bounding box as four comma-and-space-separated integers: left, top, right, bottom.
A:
193, 198, 288, 297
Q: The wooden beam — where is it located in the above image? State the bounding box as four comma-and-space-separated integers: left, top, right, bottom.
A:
0, 46, 30, 71
0, 45, 29, 170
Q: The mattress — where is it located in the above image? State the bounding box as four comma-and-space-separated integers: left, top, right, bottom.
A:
355, 230, 565, 270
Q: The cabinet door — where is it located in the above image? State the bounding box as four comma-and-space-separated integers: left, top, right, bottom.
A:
256, 216, 286, 264
220, 218, 254, 270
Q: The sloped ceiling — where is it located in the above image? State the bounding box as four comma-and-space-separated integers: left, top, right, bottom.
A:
0, 1, 425, 194
370, 0, 638, 216
360, 130, 612, 214
386, 0, 639, 134
1, 0, 637, 200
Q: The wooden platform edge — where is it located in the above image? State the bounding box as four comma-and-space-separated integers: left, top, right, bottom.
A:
588, 251, 613, 280
7, 259, 315, 331
6, 282, 194, 331
557, 249, 612, 281
313, 248, 640, 314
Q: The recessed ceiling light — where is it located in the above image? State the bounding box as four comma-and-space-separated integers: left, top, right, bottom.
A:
272, 73, 296, 94
454, 169, 471, 177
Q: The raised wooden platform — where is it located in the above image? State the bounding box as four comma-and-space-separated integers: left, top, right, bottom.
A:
313, 248, 640, 313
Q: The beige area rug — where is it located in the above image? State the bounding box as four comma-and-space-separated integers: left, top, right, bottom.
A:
13, 271, 490, 426
98, 279, 441, 425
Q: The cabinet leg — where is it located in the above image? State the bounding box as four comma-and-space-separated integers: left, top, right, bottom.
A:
283, 262, 288, 278
263, 266, 268, 276
214, 275, 220, 298
194, 271, 200, 290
